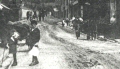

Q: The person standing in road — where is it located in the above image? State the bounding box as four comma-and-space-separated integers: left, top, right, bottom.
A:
41, 9, 45, 21
39, 9, 42, 21
29, 11, 33, 22
73, 17, 81, 39
27, 20, 40, 66
8, 29, 20, 66
26, 11, 30, 20
33, 10, 37, 20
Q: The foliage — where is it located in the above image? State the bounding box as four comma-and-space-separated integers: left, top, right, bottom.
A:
83, 0, 109, 21
28, 0, 55, 3
97, 13, 110, 24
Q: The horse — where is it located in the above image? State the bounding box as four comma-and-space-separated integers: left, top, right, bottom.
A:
0, 23, 30, 48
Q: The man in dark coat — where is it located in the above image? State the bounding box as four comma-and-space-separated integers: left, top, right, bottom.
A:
33, 10, 37, 20
84, 20, 91, 40
41, 9, 45, 21
26, 11, 30, 20
27, 20, 40, 49
26, 20, 40, 66
39, 10, 42, 21
73, 17, 81, 39
29, 11, 33, 22
65, 18, 70, 26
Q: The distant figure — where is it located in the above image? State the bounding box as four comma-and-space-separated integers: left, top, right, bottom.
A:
39, 9, 42, 21
44, 9, 47, 17
65, 18, 70, 26
29, 11, 33, 21
33, 10, 37, 20
62, 19, 65, 27
90, 20, 96, 40
62, 19, 67, 27
73, 17, 81, 39
69, 17, 75, 29
86, 20, 96, 40
41, 9, 45, 21
85, 20, 91, 40
26, 11, 30, 20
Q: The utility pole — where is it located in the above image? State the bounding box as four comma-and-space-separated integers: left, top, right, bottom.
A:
65, 0, 67, 18
78, 0, 84, 17
68, 0, 70, 18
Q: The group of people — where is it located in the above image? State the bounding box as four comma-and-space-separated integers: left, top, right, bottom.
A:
84, 20, 97, 40
7, 19, 40, 66
62, 17, 98, 40
26, 9, 47, 21
62, 17, 83, 39
39, 9, 47, 21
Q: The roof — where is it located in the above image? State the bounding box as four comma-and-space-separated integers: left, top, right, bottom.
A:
0, 3, 10, 10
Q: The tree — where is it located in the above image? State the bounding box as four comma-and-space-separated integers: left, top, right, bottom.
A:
83, 0, 109, 20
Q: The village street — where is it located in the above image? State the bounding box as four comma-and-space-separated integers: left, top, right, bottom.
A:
1, 8, 120, 69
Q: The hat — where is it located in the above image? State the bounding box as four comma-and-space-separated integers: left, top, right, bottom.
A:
79, 18, 83, 22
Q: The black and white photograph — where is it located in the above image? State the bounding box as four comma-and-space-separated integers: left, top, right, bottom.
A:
0, 0, 119, 69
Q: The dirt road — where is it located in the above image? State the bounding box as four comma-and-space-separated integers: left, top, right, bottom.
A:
2, 16, 118, 69
1, 8, 120, 69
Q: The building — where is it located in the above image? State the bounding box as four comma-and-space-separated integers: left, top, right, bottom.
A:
2, 0, 22, 21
